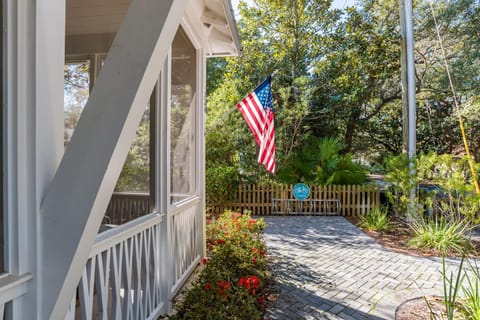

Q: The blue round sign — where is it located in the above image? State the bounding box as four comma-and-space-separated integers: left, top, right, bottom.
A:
293, 183, 310, 200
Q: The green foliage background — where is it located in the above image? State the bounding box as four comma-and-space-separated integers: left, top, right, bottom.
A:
205, 0, 480, 193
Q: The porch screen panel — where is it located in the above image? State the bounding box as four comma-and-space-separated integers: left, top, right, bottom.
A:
170, 27, 197, 204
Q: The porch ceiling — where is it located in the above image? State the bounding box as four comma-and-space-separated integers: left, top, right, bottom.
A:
66, 0, 240, 56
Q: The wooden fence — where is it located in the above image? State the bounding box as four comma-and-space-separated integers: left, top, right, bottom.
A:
209, 184, 380, 216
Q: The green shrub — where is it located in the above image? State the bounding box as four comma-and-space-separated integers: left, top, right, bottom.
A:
171, 211, 268, 319
205, 166, 239, 209
408, 217, 471, 254
359, 206, 392, 232
384, 152, 480, 223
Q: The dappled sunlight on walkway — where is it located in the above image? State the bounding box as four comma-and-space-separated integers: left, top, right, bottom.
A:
263, 216, 461, 320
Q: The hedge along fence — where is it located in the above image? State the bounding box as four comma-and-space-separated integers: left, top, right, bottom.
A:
208, 184, 381, 216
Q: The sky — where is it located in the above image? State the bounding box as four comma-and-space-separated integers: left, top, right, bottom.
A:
231, 0, 355, 15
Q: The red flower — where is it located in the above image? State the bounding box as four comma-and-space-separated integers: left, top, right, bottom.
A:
206, 219, 211, 225
249, 219, 257, 225
231, 212, 242, 219
260, 249, 266, 257
204, 282, 211, 291
238, 275, 260, 296
217, 280, 230, 300
252, 257, 257, 264
201, 257, 209, 265
249, 275, 260, 288
252, 247, 259, 254
216, 239, 225, 245
217, 280, 230, 290
257, 296, 265, 305
238, 277, 251, 290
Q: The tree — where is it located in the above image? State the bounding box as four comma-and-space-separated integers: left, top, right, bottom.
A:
206, 0, 335, 180
115, 108, 151, 192
206, 0, 480, 184
64, 62, 90, 146
414, 0, 480, 156
310, 0, 402, 155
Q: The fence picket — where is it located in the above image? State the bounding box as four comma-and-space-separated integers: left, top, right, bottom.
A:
207, 184, 379, 216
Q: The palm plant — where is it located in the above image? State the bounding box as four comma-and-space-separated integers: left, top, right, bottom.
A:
277, 137, 367, 185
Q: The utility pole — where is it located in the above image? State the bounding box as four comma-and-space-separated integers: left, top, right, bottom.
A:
399, 0, 417, 219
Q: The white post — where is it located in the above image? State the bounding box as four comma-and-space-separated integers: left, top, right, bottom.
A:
39, 1, 188, 318
35, 0, 66, 318
158, 52, 173, 313
4, 0, 65, 318
200, 50, 207, 258
399, 0, 417, 219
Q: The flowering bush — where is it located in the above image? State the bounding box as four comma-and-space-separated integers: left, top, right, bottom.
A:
171, 211, 268, 319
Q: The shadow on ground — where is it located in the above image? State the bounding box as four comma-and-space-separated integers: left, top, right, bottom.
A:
265, 244, 386, 320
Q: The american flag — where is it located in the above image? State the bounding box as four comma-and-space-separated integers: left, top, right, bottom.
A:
237, 76, 275, 173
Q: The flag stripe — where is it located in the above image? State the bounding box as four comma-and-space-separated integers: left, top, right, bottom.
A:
237, 101, 263, 144
237, 93, 266, 145
237, 76, 275, 173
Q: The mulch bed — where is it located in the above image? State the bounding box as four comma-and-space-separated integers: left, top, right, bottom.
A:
345, 215, 480, 258
395, 296, 447, 320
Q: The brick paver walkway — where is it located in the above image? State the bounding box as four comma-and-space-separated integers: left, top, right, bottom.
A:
263, 216, 463, 320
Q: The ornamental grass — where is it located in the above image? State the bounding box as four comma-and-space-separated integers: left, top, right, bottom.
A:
171, 211, 269, 319
359, 206, 393, 232
408, 216, 472, 254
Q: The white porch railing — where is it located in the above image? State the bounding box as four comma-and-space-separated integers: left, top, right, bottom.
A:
0, 273, 32, 318
65, 213, 165, 320
169, 197, 202, 295
65, 197, 203, 319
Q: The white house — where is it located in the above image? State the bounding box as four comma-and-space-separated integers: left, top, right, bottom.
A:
1, 0, 240, 319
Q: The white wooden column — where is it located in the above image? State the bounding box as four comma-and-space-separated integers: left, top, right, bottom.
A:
4, 0, 64, 318
4, 0, 37, 318
40, 0, 188, 318
199, 49, 207, 257
157, 52, 173, 313
35, 0, 66, 318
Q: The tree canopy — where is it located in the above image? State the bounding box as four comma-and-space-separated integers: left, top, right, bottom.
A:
206, 0, 480, 185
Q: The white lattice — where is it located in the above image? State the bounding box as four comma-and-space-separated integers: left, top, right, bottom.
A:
170, 200, 202, 295
66, 213, 164, 320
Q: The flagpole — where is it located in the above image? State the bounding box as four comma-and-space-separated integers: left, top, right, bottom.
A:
399, 0, 417, 220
